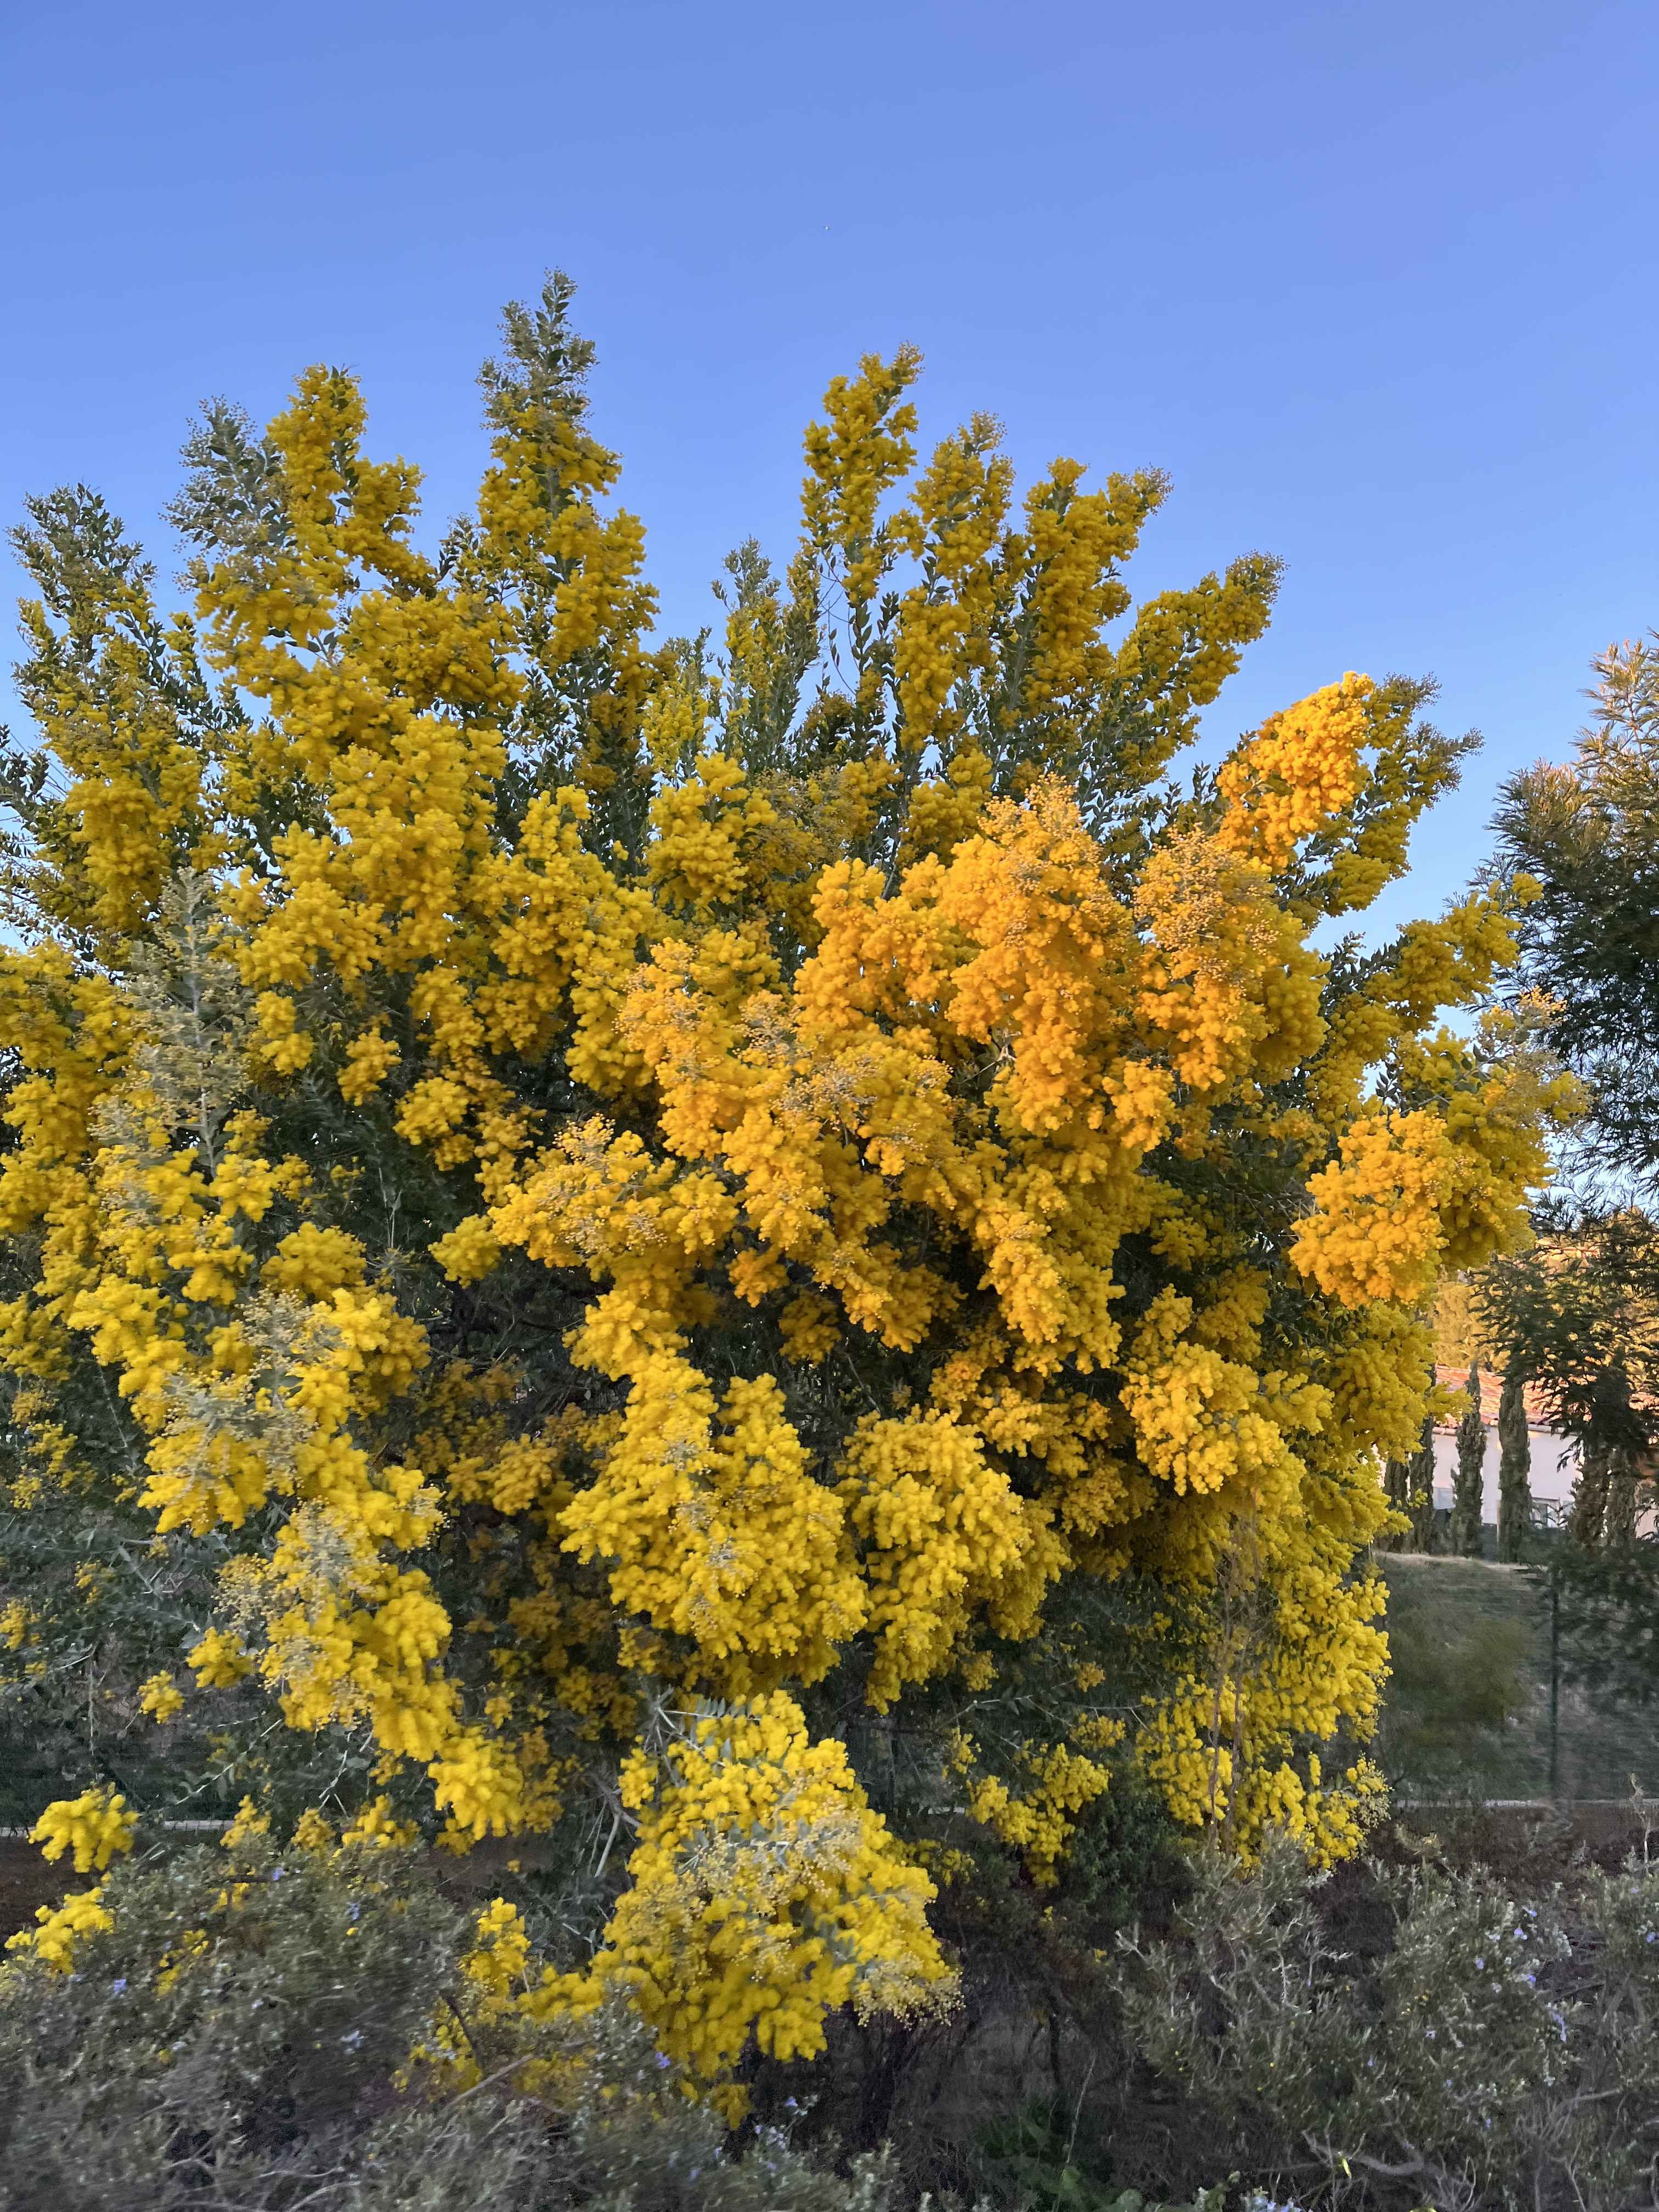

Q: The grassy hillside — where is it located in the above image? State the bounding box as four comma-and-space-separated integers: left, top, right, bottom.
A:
1374, 1553, 1659, 1801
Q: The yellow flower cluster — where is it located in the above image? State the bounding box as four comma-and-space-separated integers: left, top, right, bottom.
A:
5, 1884, 114, 1972
541, 1695, 953, 2111
950, 1725, 1121, 1882
0, 302, 1573, 2094
838, 1411, 1052, 1709
558, 1358, 867, 1692
30, 1787, 137, 1873
1217, 674, 1374, 868
139, 1672, 185, 1722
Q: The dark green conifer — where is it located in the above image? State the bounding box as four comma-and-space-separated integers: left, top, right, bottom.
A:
1451, 1364, 1486, 1556
1496, 1368, 1531, 1562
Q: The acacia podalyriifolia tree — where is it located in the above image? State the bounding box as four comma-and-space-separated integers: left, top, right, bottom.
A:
0, 275, 1573, 2101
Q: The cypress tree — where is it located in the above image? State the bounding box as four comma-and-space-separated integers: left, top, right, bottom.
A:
1380, 1457, 1410, 1551
1408, 1388, 1438, 1553
1451, 1363, 1486, 1556
1496, 1368, 1531, 1562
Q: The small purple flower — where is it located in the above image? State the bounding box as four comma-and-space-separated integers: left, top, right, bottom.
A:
111, 1977, 127, 1995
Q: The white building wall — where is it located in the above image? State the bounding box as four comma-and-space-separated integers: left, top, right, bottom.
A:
1431, 1427, 1579, 1524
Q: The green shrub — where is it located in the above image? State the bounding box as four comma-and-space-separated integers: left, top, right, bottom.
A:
1113, 1832, 1659, 2210
1375, 1576, 1533, 1781
0, 1831, 893, 2211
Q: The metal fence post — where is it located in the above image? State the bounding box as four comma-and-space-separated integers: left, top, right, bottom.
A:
1549, 1570, 1560, 1799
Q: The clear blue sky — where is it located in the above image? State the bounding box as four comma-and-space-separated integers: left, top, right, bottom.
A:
3, 1, 1654, 940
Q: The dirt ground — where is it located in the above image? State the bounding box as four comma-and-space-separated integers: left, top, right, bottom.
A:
0, 1837, 93, 1943
3, 1801, 1653, 1949
0, 1821, 582, 1946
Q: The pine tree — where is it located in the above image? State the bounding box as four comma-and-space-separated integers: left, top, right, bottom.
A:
1483, 635, 1659, 1544
1475, 1211, 1659, 1483
1495, 634, 1659, 1197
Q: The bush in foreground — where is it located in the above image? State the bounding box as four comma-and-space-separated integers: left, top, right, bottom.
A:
0, 1815, 897, 2212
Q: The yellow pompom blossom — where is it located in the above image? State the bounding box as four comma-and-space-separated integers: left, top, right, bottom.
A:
139, 1671, 185, 1722
950, 1724, 1123, 1883
1216, 674, 1374, 870
30, 1787, 137, 1874
187, 1626, 253, 1688
0, 277, 1575, 2096
4, 1886, 115, 1972
539, 1696, 953, 2114
339, 1794, 421, 1850
220, 1795, 272, 1846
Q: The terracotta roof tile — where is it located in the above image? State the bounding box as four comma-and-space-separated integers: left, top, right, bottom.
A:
1431, 1365, 1555, 1432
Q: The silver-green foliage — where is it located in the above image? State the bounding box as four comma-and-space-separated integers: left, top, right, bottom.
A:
1114, 1836, 1659, 2212
0, 1835, 895, 2212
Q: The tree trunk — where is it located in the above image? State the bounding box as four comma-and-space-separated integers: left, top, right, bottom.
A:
1567, 1445, 1611, 1546
1605, 1447, 1639, 1545
1380, 1457, 1409, 1550
1450, 1363, 1485, 1556
1496, 1369, 1531, 1563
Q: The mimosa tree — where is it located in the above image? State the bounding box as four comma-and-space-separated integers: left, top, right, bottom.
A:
0, 275, 1569, 2091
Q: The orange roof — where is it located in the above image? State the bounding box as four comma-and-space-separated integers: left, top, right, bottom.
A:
1432, 1364, 1556, 1432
